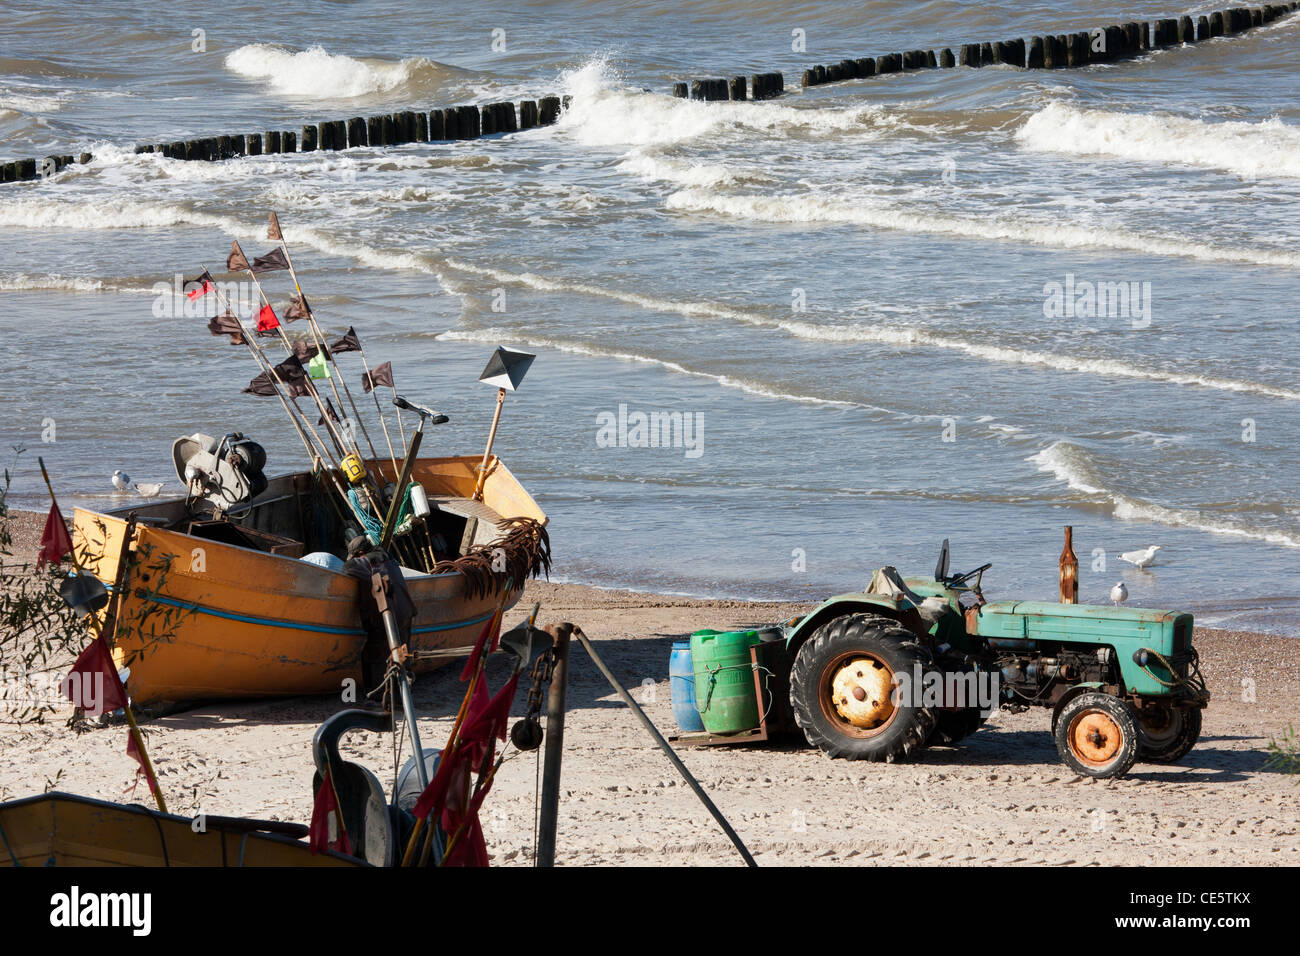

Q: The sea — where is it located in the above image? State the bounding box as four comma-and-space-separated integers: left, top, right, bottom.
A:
1, 1, 1297, 634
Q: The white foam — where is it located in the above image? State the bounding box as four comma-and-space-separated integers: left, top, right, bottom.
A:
777, 320, 1300, 402
664, 188, 1300, 269
1017, 103, 1300, 180
224, 44, 449, 99
0, 273, 106, 293
437, 326, 868, 411
0, 92, 64, 113
556, 57, 896, 150
1030, 441, 1300, 549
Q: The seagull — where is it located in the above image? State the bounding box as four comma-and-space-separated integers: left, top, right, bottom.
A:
1109, 582, 1128, 606
134, 481, 165, 499
111, 470, 130, 492
1118, 545, 1161, 570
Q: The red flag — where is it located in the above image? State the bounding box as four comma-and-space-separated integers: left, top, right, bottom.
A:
458, 609, 502, 682
459, 672, 519, 760
125, 728, 162, 801
185, 270, 214, 300
60, 636, 127, 718
256, 303, 279, 333
37, 502, 73, 568
309, 769, 353, 856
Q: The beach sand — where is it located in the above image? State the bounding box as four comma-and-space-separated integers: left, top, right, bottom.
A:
2, 512, 1297, 866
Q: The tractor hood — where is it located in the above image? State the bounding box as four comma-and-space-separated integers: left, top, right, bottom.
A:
973, 600, 1192, 649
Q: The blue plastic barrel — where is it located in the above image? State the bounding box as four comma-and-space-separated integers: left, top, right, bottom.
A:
670, 641, 706, 733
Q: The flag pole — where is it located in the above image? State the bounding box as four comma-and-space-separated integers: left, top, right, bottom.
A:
37, 457, 166, 813
266, 214, 384, 468
357, 342, 401, 473
473, 387, 507, 501
207, 278, 374, 535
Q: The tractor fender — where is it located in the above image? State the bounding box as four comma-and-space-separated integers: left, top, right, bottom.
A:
786, 595, 917, 657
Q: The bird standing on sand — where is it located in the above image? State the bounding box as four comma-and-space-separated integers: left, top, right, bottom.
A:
1110, 582, 1128, 606
134, 482, 165, 499
111, 470, 130, 492
1118, 545, 1161, 569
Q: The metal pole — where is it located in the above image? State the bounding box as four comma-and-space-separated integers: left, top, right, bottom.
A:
569, 625, 757, 867
374, 575, 428, 790
535, 623, 570, 867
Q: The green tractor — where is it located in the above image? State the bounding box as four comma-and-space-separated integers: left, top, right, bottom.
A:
784, 541, 1209, 779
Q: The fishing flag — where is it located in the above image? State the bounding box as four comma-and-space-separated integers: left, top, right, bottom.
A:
292, 338, 318, 361
330, 327, 362, 354
207, 311, 246, 345
125, 727, 163, 801
362, 361, 393, 393
307, 350, 331, 380
318, 398, 340, 426
184, 270, 215, 301
249, 247, 289, 274
285, 293, 311, 321
458, 607, 503, 682
226, 240, 250, 273
244, 355, 310, 398
59, 636, 127, 719
267, 211, 283, 241
255, 303, 280, 335
37, 502, 73, 569
309, 767, 353, 856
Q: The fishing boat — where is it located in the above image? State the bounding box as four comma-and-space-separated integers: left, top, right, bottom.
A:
0, 792, 364, 867
72, 447, 548, 705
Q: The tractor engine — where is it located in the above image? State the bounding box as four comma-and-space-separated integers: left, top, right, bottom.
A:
993, 645, 1118, 706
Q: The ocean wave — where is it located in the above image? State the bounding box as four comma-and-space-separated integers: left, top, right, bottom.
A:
0, 273, 108, 293
663, 188, 1300, 269
1030, 441, 1300, 548
224, 44, 457, 99
437, 326, 871, 411
778, 320, 1300, 402
0, 91, 64, 113
1017, 103, 1300, 180
615, 151, 773, 189
556, 58, 897, 149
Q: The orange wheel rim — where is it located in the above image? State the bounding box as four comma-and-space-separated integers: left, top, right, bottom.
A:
1068, 711, 1123, 766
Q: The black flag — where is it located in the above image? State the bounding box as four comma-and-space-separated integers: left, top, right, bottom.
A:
249, 247, 289, 274
227, 240, 250, 273
362, 361, 393, 393
245, 355, 310, 398
330, 327, 361, 354
285, 293, 311, 321
318, 397, 341, 426
208, 310, 246, 345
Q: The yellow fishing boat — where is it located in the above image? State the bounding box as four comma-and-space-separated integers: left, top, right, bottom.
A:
72, 447, 548, 705
0, 792, 363, 867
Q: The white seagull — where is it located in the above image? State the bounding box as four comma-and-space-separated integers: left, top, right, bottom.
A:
134, 481, 165, 499
1109, 582, 1128, 606
1118, 545, 1161, 570
111, 470, 131, 492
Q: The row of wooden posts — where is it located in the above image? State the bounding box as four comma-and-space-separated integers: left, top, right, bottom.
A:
800, 3, 1297, 87
0, 95, 570, 184
672, 72, 785, 101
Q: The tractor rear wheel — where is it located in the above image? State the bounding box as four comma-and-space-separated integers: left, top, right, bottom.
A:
789, 613, 936, 761
1054, 692, 1139, 779
1137, 704, 1202, 763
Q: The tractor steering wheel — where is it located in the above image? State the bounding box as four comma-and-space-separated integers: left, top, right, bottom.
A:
948, 563, 992, 588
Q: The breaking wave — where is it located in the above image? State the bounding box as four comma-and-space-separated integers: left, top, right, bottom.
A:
778, 321, 1300, 402
1029, 441, 1300, 548
663, 188, 1300, 269
0, 273, 110, 293
556, 58, 899, 149
224, 44, 457, 99
1017, 103, 1300, 180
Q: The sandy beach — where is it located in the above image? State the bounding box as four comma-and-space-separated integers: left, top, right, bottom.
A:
2, 511, 1297, 867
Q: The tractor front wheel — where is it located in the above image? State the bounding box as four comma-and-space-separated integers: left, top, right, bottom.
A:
789, 613, 936, 761
1054, 692, 1139, 779
1137, 704, 1202, 763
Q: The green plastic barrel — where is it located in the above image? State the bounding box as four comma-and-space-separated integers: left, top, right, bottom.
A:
690, 628, 761, 734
